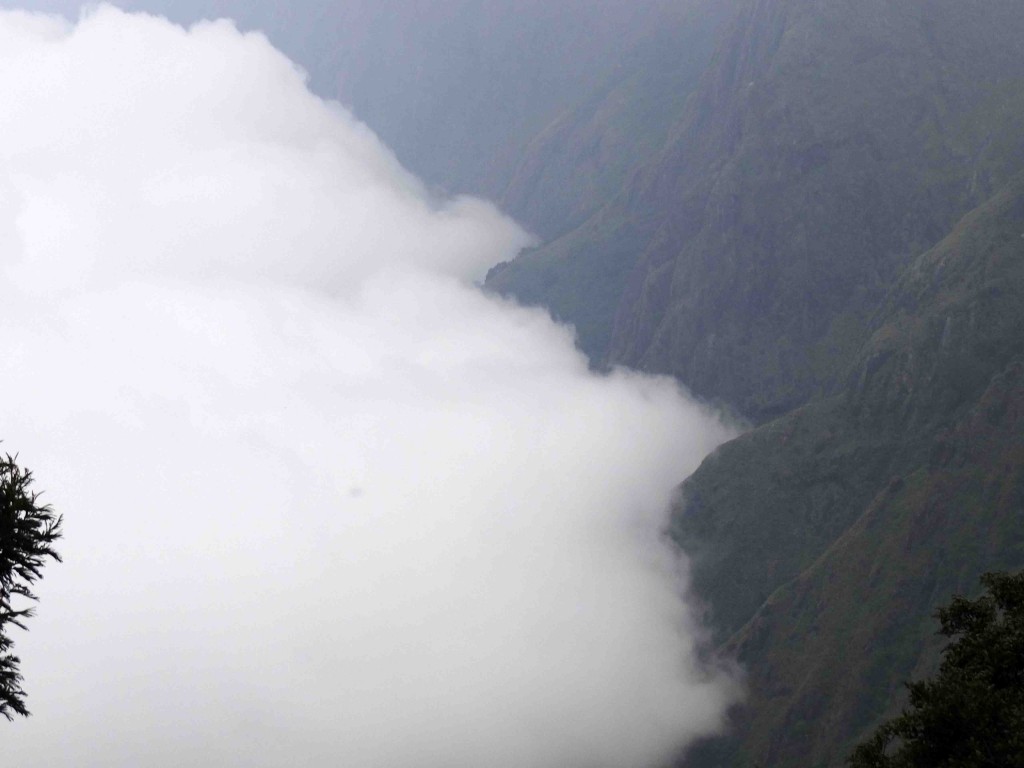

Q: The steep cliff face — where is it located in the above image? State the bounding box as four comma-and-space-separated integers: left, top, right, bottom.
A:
490, 0, 1024, 421
611, 0, 1024, 421
677, 173, 1024, 767
483, 0, 736, 355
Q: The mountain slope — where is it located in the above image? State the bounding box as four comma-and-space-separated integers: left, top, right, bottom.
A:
677, 172, 1024, 767
489, 0, 1024, 421
492, 0, 733, 241
482, 0, 731, 355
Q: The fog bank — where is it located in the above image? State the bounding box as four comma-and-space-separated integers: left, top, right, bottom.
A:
1, 7, 738, 767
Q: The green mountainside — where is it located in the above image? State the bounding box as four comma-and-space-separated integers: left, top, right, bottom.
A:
488, 0, 1024, 422
677, 173, 1024, 766
488, 2, 1024, 765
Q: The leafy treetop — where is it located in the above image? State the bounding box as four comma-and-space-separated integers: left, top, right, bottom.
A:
849, 570, 1024, 768
0, 454, 62, 720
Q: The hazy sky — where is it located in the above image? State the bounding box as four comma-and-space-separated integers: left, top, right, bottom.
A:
0, 0, 706, 207
1, 6, 738, 767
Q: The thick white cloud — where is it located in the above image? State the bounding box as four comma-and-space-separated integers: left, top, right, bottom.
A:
1, 6, 738, 767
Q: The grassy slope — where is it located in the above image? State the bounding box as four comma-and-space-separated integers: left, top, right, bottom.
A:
677, 173, 1024, 767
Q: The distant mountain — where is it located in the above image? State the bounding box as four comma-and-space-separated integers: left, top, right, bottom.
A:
294, 0, 734, 242
677, 169, 1024, 768
489, 0, 1024, 422
489, 0, 733, 240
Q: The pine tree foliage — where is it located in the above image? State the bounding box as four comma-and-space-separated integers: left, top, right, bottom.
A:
0, 454, 62, 720
848, 571, 1024, 768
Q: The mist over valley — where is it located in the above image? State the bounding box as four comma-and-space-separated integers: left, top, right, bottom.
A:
1, 2, 1023, 768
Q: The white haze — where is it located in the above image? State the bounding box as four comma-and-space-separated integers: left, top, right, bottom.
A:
1, 6, 738, 767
